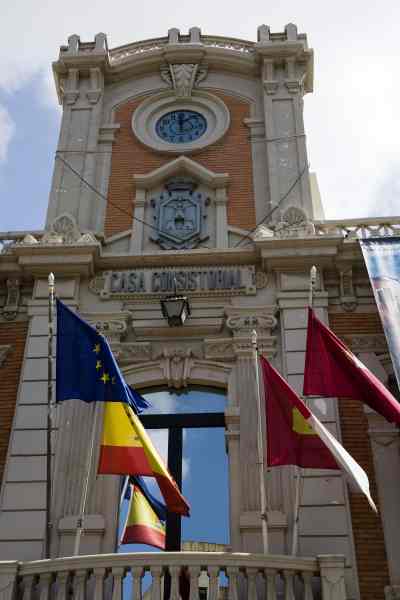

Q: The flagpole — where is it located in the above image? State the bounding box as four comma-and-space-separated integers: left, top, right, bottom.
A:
73, 401, 99, 556
45, 273, 55, 559
251, 329, 269, 554
291, 265, 317, 556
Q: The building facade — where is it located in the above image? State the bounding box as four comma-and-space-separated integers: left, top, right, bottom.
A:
0, 24, 399, 600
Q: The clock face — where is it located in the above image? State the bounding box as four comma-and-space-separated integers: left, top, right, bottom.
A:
156, 110, 207, 144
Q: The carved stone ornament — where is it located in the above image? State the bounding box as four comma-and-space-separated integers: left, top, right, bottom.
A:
226, 313, 277, 335
3, 279, 20, 320
17, 214, 99, 247
150, 178, 209, 250
112, 343, 152, 366
85, 313, 131, 343
160, 63, 208, 97
0, 345, 12, 367
274, 206, 315, 238
153, 346, 202, 389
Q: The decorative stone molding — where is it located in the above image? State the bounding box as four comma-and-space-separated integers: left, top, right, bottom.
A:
318, 555, 347, 600
342, 334, 388, 354
262, 59, 279, 95
339, 266, 357, 312
63, 68, 80, 105
0, 345, 12, 367
87, 67, 103, 104
160, 63, 208, 98
84, 312, 131, 343
274, 207, 315, 238
113, 343, 152, 365
131, 91, 230, 154
225, 308, 277, 337
2, 278, 20, 320
17, 214, 99, 247
204, 339, 236, 361
385, 585, 400, 599
153, 346, 202, 389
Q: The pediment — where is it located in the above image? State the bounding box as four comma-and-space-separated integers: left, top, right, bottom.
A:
133, 156, 229, 190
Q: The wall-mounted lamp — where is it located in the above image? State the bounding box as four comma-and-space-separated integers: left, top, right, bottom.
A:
160, 278, 191, 327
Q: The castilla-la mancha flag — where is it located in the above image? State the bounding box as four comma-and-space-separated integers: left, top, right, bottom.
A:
303, 308, 400, 425
260, 356, 376, 511
98, 402, 190, 516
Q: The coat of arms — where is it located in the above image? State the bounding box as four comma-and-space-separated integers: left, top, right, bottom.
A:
150, 178, 209, 250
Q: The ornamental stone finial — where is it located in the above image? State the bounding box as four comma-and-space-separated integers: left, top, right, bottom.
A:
67, 34, 80, 53
168, 28, 180, 44
94, 32, 107, 51
189, 27, 201, 43
285, 23, 298, 41
257, 24, 270, 42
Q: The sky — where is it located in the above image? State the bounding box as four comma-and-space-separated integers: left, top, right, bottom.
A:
1, 0, 400, 233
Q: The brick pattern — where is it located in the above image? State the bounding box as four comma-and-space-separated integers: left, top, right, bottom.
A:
328, 311, 390, 600
0, 321, 28, 487
105, 92, 256, 238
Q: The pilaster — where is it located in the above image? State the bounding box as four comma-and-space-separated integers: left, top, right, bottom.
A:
255, 24, 314, 221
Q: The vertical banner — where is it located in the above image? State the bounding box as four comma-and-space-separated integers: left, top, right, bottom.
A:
360, 237, 400, 389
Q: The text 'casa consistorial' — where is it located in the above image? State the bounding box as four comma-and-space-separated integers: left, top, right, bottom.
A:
89, 266, 257, 299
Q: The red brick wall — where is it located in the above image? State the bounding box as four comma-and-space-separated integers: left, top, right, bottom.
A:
328, 311, 390, 600
0, 321, 28, 486
105, 92, 256, 237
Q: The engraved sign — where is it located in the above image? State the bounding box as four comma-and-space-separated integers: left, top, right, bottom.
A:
90, 265, 257, 299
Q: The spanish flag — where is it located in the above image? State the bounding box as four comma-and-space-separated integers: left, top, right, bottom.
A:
121, 485, 166, 549
98, 402, 190, 516
260, 356, 376, 511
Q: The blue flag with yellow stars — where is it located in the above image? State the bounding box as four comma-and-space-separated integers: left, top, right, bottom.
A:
123, 475, 167, 522
56, 299, 150, 412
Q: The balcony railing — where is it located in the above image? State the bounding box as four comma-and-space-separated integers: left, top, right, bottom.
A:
0, 552, 346, 600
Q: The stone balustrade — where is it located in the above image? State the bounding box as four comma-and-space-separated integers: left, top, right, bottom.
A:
0, 552, 346, 600
313, 217, 400, 239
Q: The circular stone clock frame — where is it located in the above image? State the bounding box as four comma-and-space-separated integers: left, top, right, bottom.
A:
131, 91, 230, 154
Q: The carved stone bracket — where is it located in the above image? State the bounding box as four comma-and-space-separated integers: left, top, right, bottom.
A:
3, 279, 20, 320
0, 345, 12, 367
160, 63, 208, 97
225, 307, 277, 338
153, 346, 202, 389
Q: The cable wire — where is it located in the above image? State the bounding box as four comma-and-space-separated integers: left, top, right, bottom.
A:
55, 153, 163, 237
233, 162, 309, 248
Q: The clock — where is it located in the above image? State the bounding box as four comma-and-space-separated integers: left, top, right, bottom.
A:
156, 110, 207, 144
132, 92, 230, 153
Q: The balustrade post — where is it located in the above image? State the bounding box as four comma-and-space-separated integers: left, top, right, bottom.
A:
111, 567, 124, 600
54, 571, 69, 600
247, 568, 258, 600
131, 567, 142, 600
207, 566, 220, 600
169, 566, 180, 600
22, 575, 35, 600
226, 567, 239, 600
283, 570, 295, 600
264, 568, 277, 600
318, 556, 346, 600
150, 566, 163, 600
0, 562, 19, 600
301, 572, 314, 600
73, 569, 88, 600
188, 566, 201, 600
39, 573, 53, 600
92, 568, 105, 600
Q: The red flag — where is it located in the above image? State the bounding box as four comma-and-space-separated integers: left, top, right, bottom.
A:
260, 356, 338, 469
303, 308, 400, 425
260, 356, 376, 510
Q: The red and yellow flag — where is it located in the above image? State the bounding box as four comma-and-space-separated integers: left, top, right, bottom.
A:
121, 485, 166, 550
98, 402, 190, 516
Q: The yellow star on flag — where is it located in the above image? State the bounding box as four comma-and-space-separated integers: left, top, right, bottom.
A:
93, 343, 101, 354
96, 360, 102, 371
101, 372, 110, 384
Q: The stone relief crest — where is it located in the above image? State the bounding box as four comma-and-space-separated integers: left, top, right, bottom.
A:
150, 178, 209, 250
160, 63, 208, 97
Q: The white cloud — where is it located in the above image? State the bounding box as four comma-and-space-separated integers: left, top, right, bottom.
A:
0, 104, 15, 163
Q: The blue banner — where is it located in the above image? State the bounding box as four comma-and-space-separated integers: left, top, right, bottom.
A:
360, 238, 400, 389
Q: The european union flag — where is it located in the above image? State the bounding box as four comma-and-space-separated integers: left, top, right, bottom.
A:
56, 299, 150, 413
